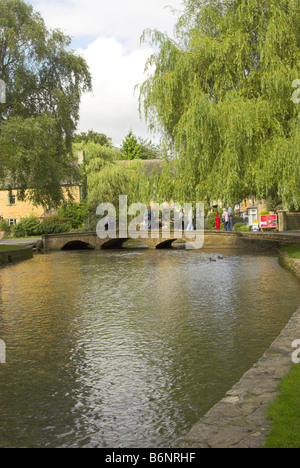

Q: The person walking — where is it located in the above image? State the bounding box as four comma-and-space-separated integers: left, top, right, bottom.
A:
178, 209, 184, 230
143, 210, 148, 230
227, 204, 233, 231
222, 208, 229, 231
187, 208, 194, 231
147, 207, 152, 229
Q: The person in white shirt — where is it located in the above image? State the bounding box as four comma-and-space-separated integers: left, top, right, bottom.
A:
222, 208, 229, 231
187, 208, 194, 230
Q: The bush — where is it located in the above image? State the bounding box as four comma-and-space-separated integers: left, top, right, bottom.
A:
0, 220, 11, 233
239, 225, 250, 232
13, 215, 41, 238
233, 222, 248, 232
39, 215, 71, 235
12, 214, 72, 237
57, 203, 89, 229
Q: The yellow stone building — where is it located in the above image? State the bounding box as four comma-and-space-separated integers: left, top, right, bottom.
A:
0, 185, 81, 227
1, 152, 83, 227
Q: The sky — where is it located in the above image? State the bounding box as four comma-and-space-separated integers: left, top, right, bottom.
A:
29, 0, 184, 147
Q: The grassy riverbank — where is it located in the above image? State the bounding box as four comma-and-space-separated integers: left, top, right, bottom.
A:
281, 245, 300, 259
0, 245, 25, 251
265, 363, 300, 448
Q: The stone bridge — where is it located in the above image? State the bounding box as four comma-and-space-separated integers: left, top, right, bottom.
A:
42, 229, 204, 250
42, 230, 300, 251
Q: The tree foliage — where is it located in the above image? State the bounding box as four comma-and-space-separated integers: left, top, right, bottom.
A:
138, 0, 300, 208
0, 0, 92, 206
74, 130, 112, 147
120, 130, 142, 160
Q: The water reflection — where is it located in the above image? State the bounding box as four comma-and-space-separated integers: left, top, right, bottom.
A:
0, 249, 299, 447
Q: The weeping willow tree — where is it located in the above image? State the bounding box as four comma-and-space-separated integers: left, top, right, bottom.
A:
73, 140, 155, 212
138, 0, 300, 208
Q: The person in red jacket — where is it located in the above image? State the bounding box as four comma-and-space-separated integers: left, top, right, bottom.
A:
215, 211, 221, 231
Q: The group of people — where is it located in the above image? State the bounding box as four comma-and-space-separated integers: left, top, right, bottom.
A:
178, 208, 194, 231
216, 205, 233, 231
142, 207, 195, 231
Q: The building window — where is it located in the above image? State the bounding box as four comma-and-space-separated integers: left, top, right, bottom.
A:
248, 209, 258, 227
7, 194, 17, 206
6, 219, 18, 226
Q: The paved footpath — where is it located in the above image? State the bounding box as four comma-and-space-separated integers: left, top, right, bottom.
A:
175, 305, 300, 448
0, 238, 41, 246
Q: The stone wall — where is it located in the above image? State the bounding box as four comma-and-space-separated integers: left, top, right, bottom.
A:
278, 251, 300, 279
278, 211, 300, 232
0, 246, 33, 266
286, 212, 300, 231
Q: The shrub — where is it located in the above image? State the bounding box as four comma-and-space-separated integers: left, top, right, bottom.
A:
233, 222, 247, 231
0, 220, 11, 233
13, 215, 41, 238
39, 215, 71, 235
57, 203, 89, 229
233, 222, 250, 232
239, 225, 250, 232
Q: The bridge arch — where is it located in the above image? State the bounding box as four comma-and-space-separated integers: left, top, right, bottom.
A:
61, 240, 95, 250
101, 238, 129, 250
155, 239, 177, 249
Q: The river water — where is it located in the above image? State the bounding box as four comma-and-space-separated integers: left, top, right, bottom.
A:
0, 248, 299, 448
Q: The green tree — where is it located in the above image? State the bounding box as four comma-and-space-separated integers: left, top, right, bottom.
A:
74, 130, 112, 147
57, 203, 89, 229
0, 0, 92, 206
138, 138, 162, 160
138, 0, 300, 208
73, 140, 122, 206
121, 130, 142, 160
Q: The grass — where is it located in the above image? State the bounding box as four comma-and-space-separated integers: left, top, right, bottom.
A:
266, 243, 300, 447
0, 245, 24, 251
281, 245, 300, 259
265, 364, 300, 448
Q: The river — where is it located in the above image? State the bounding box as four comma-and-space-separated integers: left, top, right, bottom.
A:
0, 248, 299, 448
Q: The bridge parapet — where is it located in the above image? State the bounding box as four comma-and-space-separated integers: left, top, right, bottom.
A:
42, 230, 300, 251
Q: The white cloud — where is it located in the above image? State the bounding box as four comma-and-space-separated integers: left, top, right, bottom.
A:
31, 0, 183, 49
29, 0, 184, 145
78, 37, 153, 146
